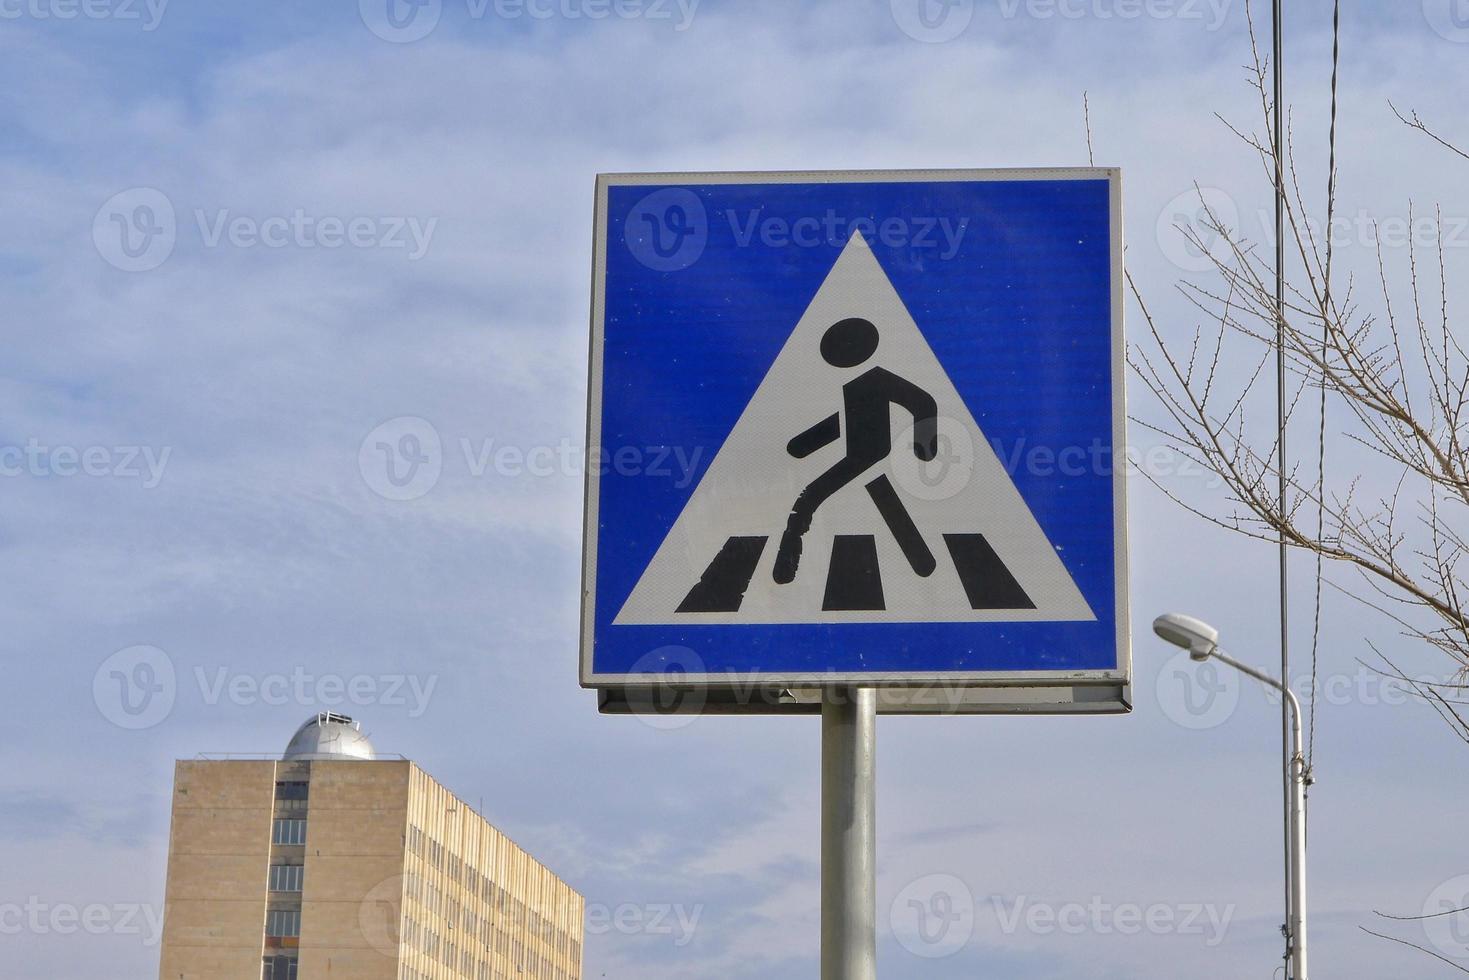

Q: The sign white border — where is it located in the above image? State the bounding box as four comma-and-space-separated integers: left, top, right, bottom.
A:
581, 168, 1129, 705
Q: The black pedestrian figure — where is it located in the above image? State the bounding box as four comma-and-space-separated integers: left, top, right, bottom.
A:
773, 317, 940, 585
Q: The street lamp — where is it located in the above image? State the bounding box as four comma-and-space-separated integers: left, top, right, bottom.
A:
1153, 613, 1311, 980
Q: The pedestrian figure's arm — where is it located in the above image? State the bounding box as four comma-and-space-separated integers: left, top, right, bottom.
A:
788, 413, 840, 458
889, 377, 938, 461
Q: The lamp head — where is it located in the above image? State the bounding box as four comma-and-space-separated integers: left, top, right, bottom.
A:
1152, 613, 1220, 661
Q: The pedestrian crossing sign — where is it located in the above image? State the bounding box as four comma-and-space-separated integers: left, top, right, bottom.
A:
581, 169, 1129, 712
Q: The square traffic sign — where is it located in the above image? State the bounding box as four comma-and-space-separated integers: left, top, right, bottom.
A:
582, 169, 1129, 712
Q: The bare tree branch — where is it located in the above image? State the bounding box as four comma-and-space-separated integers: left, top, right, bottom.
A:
1390, 101, 1469, 163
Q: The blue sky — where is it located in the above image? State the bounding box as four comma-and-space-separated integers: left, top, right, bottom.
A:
3, 1, 1469, 977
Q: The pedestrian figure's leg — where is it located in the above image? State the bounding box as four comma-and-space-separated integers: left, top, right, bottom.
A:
773, 459, 865, 584
864, 474, 936, 576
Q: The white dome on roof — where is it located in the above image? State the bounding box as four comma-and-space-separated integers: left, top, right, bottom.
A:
283, 712, 377, 761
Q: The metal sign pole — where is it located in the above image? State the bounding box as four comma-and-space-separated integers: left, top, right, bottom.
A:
821, 686, 877, 980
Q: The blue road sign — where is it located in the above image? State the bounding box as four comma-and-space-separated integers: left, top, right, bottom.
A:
582, 169, 1128, 707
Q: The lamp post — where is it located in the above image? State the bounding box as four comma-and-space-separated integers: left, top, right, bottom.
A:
1153, 613, 1311, 980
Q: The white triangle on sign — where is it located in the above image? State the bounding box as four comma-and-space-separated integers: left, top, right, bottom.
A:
615, 233, 1096, 625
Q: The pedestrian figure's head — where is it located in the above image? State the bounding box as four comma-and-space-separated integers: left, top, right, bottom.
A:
820, 317, 878, 368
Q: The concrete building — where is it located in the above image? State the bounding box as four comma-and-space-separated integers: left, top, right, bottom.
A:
157, 713, 584, 980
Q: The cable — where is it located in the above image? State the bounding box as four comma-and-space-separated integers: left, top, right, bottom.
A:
1307, 0, 1341, 789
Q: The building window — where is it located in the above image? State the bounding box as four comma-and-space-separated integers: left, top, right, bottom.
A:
269, 865, 304, 892
265, 908, 301, 938
274, 781, 309, 801
262, 955, 298, 980
272, 818, 306, 845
